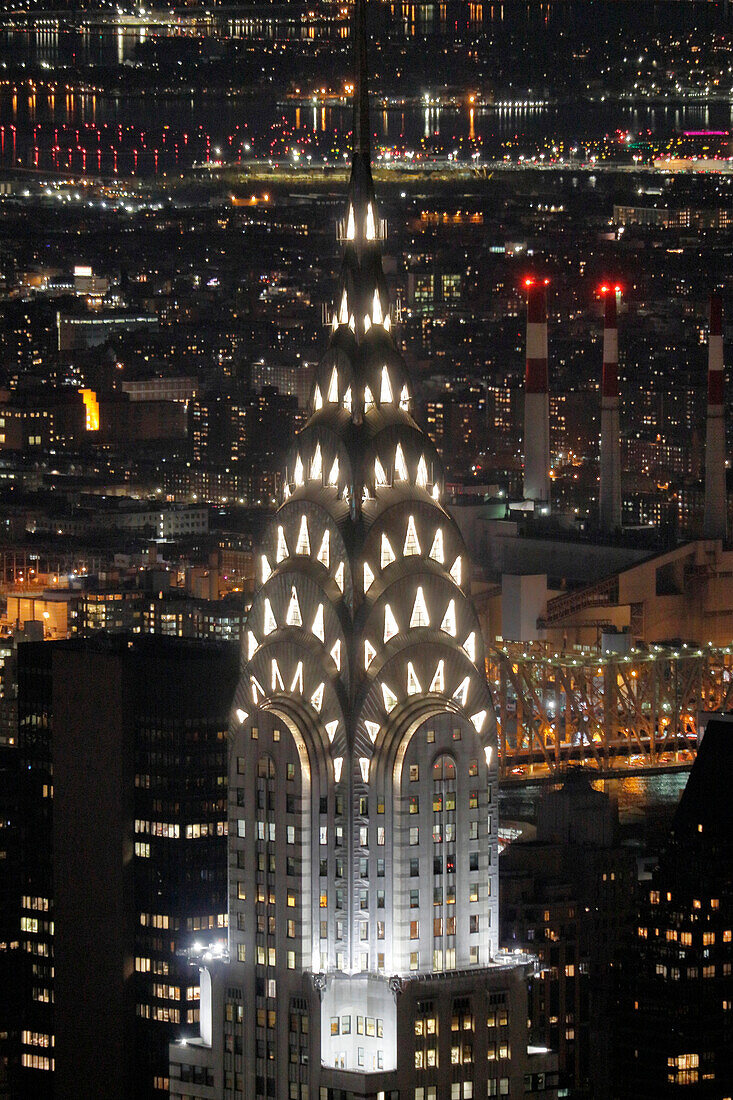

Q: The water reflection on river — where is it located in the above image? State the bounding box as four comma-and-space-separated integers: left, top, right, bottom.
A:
500, 769, 690, 845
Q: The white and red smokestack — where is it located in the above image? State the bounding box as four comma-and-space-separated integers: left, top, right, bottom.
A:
599, 285, 622, 534
523, 278, 550, 508
703, 292, 727, 540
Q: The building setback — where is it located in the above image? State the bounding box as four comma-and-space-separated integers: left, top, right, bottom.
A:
169, 2, 557, 1097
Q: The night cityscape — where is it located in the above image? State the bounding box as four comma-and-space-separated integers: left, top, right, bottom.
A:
0, 0, 732, 1096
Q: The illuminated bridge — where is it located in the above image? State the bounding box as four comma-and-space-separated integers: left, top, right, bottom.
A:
488, 641, 733, 779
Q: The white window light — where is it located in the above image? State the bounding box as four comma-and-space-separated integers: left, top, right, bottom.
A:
404, 515, 421, 556
251, 675, 265, 704
463, 632, 476, 662
346, 204, 356, 240
429, 660, 445, 693
334, 562, 345, 593
261, 555, 272, 583
432, 484, 440, 501
312, 604, 325, 643
470, 710, 487, 734
311, 442, 323, 481
429, 528, 444, 564
331, 313, 338, 331
343, 386, 352, 414
339, 289, 349, 325
399, 384, 409, 411
365, 639, 376, 669
328, 367, 338, 403
450, 556, 462, 586
325, 720, 338, 743
317, 529, 330, 568
384, 313, 391, 332
330, 639, 341, 671
373, 289, 383, 325
349, 314, 356, 332
286, 586, 302, 627
359, 756, 370, 783
290, 662, 303, 694
440, 599, 457, 637
384, 604, 399, 643
380, 365, 393, 403
296, 514, 310, 556
381, 682, 398, 713
263, 598, 277, 636
366, 202, 376, 241
365, 720, 380, 743
283, 483, 291, 501
374, 456, 388, 486
364, 385, 375, 411
310, 683, 325, 713
484, 745, 493, 768
364, 314, 372, 333
276, 526, 288, 563
247, 631, 257, 660
394, 442, 408, 481
452, 677, 469, 708
294, 455, 304, 487
334, 757, 344, 783
381, 533, 395, 569
327, 457, 339, 487
272, 659, 284, 692
406, 662, 422, 695
410, 586, 429, 628
363, 562, 375, 593
416, 455, 429, 488
235, 708, 248, 724
314, 384, 323, 411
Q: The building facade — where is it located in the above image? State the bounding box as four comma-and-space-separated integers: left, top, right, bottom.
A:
614, 717, 733, 1097
170, 5, 557, 1098
11, 635, 238, 1100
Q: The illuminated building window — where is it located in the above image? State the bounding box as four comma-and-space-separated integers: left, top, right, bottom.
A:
381, 534, 396, 569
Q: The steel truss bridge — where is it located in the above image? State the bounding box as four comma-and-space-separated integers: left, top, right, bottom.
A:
487, 641, 733, 779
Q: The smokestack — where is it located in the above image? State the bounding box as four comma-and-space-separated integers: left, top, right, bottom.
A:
523, 279, 550, 508
703, 293, 727, 540
599, 286, 622, 534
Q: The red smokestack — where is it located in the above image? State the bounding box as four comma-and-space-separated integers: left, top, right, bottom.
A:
599, 285, 621, 533
601, 290, 619, 400
704, 292, 727, 540
523, 280, 550, 507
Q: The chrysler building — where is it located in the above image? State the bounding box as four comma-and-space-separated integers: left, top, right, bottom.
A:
170, 2, 555, 1096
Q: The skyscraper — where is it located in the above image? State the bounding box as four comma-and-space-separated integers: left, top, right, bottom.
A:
615, 717, 733, 1097
170, 3, 557, 1097
12, 636, 238, 1100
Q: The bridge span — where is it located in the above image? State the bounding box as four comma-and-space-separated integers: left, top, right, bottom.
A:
488, 641, 733, 779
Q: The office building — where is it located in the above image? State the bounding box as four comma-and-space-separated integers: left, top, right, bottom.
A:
12, 635, 238, 1099
169, 4, 557, 1098
615, 718, 733, 1097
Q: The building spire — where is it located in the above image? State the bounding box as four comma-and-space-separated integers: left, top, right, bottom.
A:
353, 0, 370, 163
331, 0, 389, 348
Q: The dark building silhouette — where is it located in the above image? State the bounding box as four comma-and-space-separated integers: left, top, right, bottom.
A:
615, 718, 733, 1097
11, 635, 238, 1099
500, 773, 636, 1098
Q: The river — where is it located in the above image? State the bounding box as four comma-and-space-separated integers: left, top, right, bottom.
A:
0, 3, 729, 175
